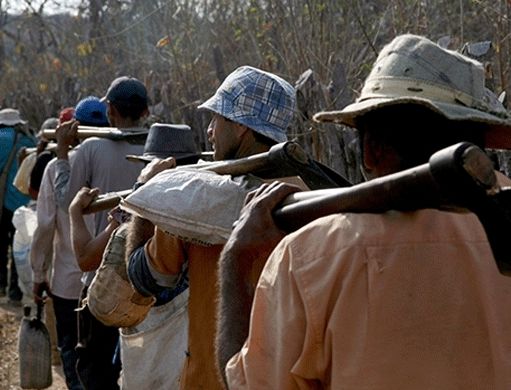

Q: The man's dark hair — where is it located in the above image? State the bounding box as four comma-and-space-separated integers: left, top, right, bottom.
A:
30, 151, 54, 193
355, 104, 486, 169
111, 98, 148, 121
252, 130, 278, 147
223, 115, 279, 147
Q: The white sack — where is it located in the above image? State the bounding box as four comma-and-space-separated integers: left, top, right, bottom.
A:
120, 168, 261, 245
120, 289, 189, 390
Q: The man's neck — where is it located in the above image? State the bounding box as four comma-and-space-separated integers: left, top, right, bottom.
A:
233, 134, 271, 160
111, 118, 141, 129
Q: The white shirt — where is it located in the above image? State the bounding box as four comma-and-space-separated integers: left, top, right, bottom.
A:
30, 156, 93, 299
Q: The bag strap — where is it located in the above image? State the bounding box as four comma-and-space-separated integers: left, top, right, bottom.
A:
0, 129, 22, 221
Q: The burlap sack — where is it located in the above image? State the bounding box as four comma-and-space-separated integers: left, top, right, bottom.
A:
86, 223, 156, 328
120, 168, 262, 245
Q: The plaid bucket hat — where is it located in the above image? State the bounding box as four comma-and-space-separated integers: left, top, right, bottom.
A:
313, 34, 511, 134
198, 66, 296, 143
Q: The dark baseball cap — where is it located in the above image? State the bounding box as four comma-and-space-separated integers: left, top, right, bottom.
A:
102, 76, 148, 106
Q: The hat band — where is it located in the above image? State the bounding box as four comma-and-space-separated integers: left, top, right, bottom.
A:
359, 77, 486, 111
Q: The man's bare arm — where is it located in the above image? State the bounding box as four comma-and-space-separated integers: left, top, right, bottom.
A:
69, 187, 119, 271
124, 156, 177, 259
216, 182, 300, 385
125, 216, 154, 259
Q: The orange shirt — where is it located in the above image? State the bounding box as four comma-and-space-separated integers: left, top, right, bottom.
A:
227, 209, 511, 389
147, 226, 266, 389
147, 228, 225, 390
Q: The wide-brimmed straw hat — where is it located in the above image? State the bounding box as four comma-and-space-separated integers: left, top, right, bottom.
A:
126, 123, 212, 163
313, 34, 511, 134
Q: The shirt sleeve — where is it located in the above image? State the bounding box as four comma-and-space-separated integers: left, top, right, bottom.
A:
55, 144, 90, 211
127, 228, 188, 297
30, 165, 56, 283
146, 227, 188, 275
127, 245, 180, 296
54, 159, 71, 208
225, 239, 318, 389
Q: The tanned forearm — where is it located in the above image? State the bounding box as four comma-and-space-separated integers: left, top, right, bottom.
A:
70, 207, 118, 272
215, 182, 299, 386
125, 215, 155, 260
216, 241, 256, 386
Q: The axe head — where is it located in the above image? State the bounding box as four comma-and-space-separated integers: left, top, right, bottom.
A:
267, 141, 351, 189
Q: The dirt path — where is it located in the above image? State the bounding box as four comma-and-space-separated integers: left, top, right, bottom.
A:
0, 296, 67, 390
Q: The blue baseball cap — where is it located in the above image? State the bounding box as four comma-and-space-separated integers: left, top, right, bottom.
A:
198, 66, 296, 143
102, 76, 148, 106
74, 96, 109, 126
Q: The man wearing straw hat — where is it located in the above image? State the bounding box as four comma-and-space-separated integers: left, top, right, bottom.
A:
125, 66, 296, 389
216, 34, 511, 389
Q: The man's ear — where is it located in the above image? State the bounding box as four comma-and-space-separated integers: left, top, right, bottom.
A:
234, 122, 250, 138
362, 131, 401, 177
362, 132, 379, 172
233, 122, 253, 145
107, 102, 118, 118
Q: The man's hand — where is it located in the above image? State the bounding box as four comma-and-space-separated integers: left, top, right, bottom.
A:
55, 120, 78, 159
17, 147, 28, 165
137, 157, 176, 183
216, 181, 301, 384
36, 138, 49, 155
33, 281, 51, 304
229, 181, 301, 269
69, 187, 100, 215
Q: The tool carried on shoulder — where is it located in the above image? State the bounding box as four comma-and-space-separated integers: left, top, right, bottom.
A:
274, 142, 511, 275
42, 125, 149, 144
84, 141, 351, 214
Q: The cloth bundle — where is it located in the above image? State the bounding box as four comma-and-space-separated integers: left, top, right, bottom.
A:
121, 168, 262, 245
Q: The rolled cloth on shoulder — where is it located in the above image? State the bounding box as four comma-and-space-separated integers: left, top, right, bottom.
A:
120, 168, 263, 245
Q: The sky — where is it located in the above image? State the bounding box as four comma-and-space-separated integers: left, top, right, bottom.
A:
6, 0, 81, 14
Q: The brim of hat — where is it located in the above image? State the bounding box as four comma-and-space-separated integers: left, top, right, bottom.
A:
75, 118, 109, 126
0, 119, 27, 126
313, 97, 511, 132
197, 95, 215, 112
198, 95, 288, 143
126, 152, 213, 164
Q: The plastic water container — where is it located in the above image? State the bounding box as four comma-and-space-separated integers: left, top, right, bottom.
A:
17, 304, 52, 389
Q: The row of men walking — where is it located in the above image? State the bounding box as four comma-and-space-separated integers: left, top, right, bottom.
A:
0, 33, 510, 389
